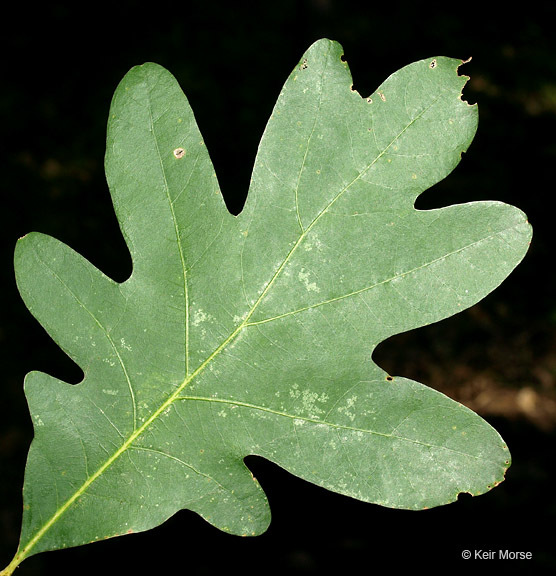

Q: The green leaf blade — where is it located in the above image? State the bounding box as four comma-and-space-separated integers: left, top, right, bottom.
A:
5, 38, 532, 573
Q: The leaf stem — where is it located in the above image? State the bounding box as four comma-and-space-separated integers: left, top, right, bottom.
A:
1, 556, 21, 576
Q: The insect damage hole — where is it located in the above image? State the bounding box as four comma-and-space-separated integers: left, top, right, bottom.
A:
173, 147, 186, 159
429, 59, 437, 69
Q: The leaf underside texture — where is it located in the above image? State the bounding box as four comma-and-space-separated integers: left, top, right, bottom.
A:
6, 38, 531, 570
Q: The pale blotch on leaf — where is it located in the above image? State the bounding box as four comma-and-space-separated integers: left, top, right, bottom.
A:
298, 268, 320, 292
173, 147, 186, 159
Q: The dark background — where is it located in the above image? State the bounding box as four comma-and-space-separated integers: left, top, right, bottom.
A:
1, 1, 555, 573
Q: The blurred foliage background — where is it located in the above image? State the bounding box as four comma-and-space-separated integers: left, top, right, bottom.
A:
1, 1, 554, 573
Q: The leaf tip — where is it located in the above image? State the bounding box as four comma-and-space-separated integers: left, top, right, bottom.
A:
14, 231, 38, 265
15, 231, 37, 248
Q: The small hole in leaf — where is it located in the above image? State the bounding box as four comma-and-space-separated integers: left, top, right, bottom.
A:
300, 58, 308, 70
173, 147, 186, 159
429, 59, 437, 69
457, 491, 473, 502
366, 97, 373, 103
386, 375, 394, 381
